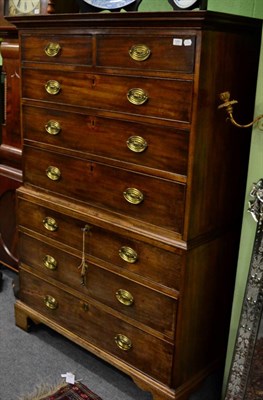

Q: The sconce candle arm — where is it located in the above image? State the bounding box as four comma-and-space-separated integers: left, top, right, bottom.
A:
218, 91, 263, 129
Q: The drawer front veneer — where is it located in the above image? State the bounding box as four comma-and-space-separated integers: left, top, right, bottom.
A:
23, 146, 186, 232
19, 269, 174, 385
22, 69, 193, 123
96, 34, 196, 73
23, 105, 189, 177
21, 35, 93, 65
17, 196, 183, 291
19, 234, 177, 337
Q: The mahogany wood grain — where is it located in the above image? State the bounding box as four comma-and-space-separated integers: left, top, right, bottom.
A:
19, 269, 174, 385
22, 105, 189, 179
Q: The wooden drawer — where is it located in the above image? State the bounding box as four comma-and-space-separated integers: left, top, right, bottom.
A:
96, 34, 196, 73
23, 105, 189, 177
23, 146, 185, 232
21, 35, 92, 65
19, 269, 174, 385
22, 69, 193, 123
17, 198, 183, 291
19, 234, 177, 337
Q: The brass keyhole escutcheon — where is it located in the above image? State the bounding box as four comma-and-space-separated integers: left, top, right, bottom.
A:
45, 120, 61, 136
126, 136, 148, 153
43, 255, 57, 271
119, 246, 138, 264
44, 42, 61, 57
129, 44, 151, 61
44, 295, 58, 310
115, 334, 132, 351
116, 289, 134, 306
123, 188, 144, 205
43, 217, 58, 232
45, 80, 61, 95
46, 166, 61, 181
127, 88, 148, 106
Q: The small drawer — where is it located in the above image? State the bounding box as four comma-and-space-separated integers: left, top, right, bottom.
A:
22, 69, 193, 123
23, 105, 189, 177
18, 200, 183, 291
23, 146, 185, 232
96, 34, 196, 73
19, 234, 177, 337
21, 35, 92, 65
19, 269, 174, 385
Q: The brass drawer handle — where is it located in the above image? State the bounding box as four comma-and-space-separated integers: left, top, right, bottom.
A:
129, 44, 151, 61
116, 289, 134, 306
44, 42, 61, 57
45, 120, 61, 136
119, 246, 138, 264
45, 80, 61, 95
43, 217, 58, 232
44, 295, 58, 310
115, 334, 132, 351
43, 255, 57, 271
46, 166, 61, 181
126, 136, 148, 153
123, 188, 144, 205
127, 88, 148, 106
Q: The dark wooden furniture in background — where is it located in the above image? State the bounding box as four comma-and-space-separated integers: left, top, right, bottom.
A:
0, 0, 80, 271
9, 11, 261, 400
0, 0, 21, 270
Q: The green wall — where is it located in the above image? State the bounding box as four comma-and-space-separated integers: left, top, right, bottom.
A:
139, 0, 172, 11
208, 0, 263, 17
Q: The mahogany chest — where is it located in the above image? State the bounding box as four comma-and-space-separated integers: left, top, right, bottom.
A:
10, 11, 261, 400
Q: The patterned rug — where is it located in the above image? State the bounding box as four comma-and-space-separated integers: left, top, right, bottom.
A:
21, 382, 103, 400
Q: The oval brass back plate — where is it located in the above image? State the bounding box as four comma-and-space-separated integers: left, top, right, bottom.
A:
44, 42, 61, 57
115, 334, 132, 351
44, 295, 58, 310
119, 246, 138, 263
123, 188, 144, 205
46, 166, 61, 181
129, 44, 151, 61
116, 289, 134, 306
126, 135, 148, 153
43, 217, 58, 232
43, 255, 58, 270
45, 80, 61, 95
127, 88, 148, 105
45, 120, 61, 136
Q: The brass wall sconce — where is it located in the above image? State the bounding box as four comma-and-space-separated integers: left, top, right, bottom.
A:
218, 91, 263, 129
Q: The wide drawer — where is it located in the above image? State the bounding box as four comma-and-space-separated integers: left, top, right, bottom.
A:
17, 198, 183, 291
23, 146, 185, 232
21, 34, 92, 65
23, 105, 189, 177
22, 69, 193, 123
96, 34, 196, 73
19, 234, 177, 337
19, 269, 174, 385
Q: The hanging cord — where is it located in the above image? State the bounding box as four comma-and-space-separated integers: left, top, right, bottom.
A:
78, 225, 91, 286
